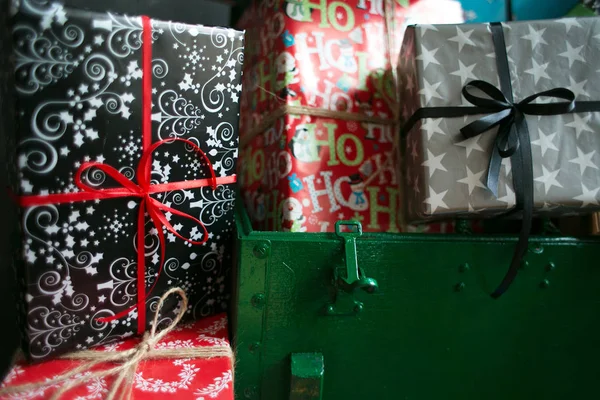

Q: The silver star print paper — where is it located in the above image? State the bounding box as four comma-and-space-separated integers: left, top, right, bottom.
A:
399, 18, 600, 222
2, 1, 243, 360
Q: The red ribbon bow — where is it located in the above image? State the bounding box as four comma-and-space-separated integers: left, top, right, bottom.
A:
18, 16, 236, 333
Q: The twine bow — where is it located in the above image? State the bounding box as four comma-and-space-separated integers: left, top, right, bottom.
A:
0, 288, 234, 400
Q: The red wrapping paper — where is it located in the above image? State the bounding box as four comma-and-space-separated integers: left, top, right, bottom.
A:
0, 314, 233, 400
237, 0, 465, 232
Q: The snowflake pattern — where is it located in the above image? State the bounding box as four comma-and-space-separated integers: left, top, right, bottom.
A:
113, 130, 142, 165
2, 316, 232, 399
11, 0, 242, 360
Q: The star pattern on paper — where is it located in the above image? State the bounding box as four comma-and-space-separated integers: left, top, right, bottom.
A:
569, 148, 598, 175
486, 45, 515, 66
521, 26, 548, 50
419, 25, 439, 36
525, 59, 550, 85
457, 167, 486, 195
497, 183, 516, 206
569, 77, 589, 99
448, 27, 475, 52
558, 42, 585, 68
559, 18, 582, 33
412, 174, 420, 194
421, 118, 444, 140
449, 60, 477, 85
410, 139, 419, 161
455, 135, 484, 158
534, 166, 563, 194
418, 78, 443, 104
424, 187, 448, 213
415, 46, 440, 69
573, 182, 600, 207
566, 114, 593, 139
421, 149, 447, 177
531, 129, 558, 157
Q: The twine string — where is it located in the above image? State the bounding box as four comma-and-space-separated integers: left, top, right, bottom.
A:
0, 288, 234, 400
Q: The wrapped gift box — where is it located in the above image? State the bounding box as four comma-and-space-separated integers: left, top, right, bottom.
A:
0, 313, 233, 400
1, 1, 243, 360
399, 18, 600, 224
238, 0, 464, 232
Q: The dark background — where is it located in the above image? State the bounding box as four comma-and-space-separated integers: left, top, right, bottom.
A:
0, 0, 242, 378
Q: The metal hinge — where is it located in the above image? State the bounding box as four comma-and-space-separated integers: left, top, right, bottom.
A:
324, 221, 378, 316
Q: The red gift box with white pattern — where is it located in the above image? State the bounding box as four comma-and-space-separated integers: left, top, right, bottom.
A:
237, 0, 465, 232
0, 314, 233, 400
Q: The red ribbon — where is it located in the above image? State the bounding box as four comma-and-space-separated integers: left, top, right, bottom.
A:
18, 16, 236, 334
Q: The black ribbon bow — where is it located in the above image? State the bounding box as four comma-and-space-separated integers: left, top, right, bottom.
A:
460, 80, 576, 198
459, 80, 575, 298
400, 22, 600, 298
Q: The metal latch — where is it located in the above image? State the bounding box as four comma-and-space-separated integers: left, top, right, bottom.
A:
324, 221, 378, 316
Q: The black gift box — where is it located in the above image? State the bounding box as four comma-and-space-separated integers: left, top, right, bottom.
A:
1, 0, 244, 360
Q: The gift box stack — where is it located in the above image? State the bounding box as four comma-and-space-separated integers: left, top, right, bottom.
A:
398, 17, 600, 294
0, 0, 243, 397
237, 0, 465, 233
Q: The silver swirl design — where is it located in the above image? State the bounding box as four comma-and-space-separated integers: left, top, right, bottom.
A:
28, 307, 82, 360
51, 24, 85, 48
197, 185, 235, 226
184, 136, 201, 149
168, 21, 187, 46
103, 94, 121, 114
148, 295, 161, 314
84, 53, 114, 82
201, 250, 219, 273
210, 27, 228, 48
163, 257, 180, 280
37, 270, 63, 295
136, 220, 160, 258
106, 13, 143, 58
61, 292, 90, 312
152, 58, 168, 79
170, 190, 185, 205
200, 79, 225, 114
199, 34, 243, 114
84, 167, 106, 187
213, 121, 234, 142
26, 203, 59, 232
18, 138, 58, 174
74, 251, 92, 267
28, 54, 114, 144
119, 166, 135, 180
107, 257, 138, 307
193, 295, 215, 319
90, 309, 115, 331
156, 90, 203, 139
13, 24, 76, 94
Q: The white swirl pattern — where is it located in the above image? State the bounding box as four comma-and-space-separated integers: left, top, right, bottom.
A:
14, 0, 241, 359
197, 185, 235, 226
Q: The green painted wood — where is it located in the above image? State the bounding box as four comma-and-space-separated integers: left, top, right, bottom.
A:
290, 353, 324, 400
233, 204, 600, 400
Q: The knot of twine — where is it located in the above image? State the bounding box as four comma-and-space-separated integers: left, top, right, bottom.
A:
0, 288, 234, 400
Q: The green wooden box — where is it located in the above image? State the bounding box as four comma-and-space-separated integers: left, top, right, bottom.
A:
232, 204, 600, 400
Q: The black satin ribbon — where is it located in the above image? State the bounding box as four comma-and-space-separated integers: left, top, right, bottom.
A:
401, 22, 600, 298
